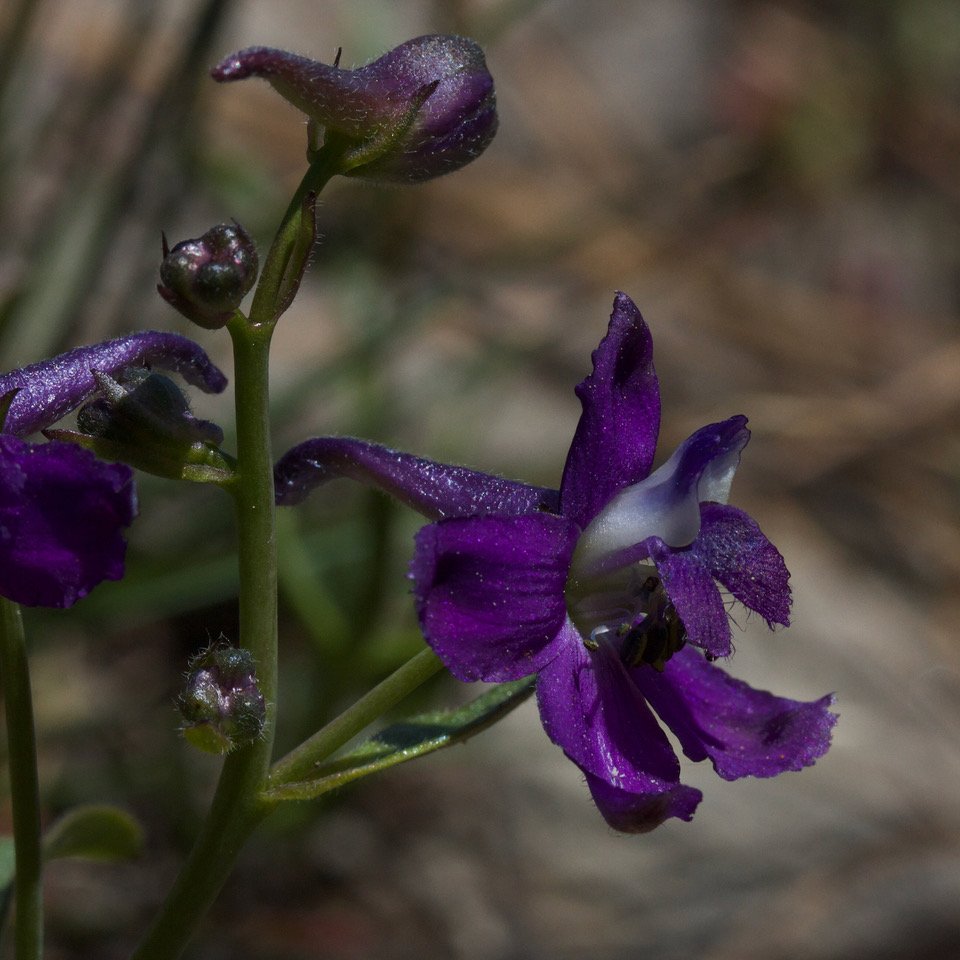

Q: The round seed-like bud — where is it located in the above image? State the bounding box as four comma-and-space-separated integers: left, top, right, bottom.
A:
158, 223, 258, 329
177, 643, 266, 755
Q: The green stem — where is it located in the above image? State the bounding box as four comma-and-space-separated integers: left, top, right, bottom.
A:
268, 646, 444, 788
0, 599, 43, 960
131, 317, 279, 960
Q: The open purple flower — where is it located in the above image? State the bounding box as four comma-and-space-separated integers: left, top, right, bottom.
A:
274, 293, 836, 831
0, 332, 227, 607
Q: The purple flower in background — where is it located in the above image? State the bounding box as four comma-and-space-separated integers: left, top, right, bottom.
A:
211, 35, 498, 183
0, 332, 227, 607
275, 293, 836, 831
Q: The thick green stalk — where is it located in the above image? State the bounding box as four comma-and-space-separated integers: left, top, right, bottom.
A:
129, 142, 349, 959
130, 317, 278, 960
269, 646, 444, 788
0, 599, 42, 960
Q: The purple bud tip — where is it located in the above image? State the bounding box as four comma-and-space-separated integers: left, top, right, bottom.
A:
210, 47, 278, 82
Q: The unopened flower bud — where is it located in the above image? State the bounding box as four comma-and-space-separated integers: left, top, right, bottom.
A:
211, 35, 498, 183
56, 368, 228, 481
78, 368, 223, 446
158, 223, 258, 329
177, 643, 266, 755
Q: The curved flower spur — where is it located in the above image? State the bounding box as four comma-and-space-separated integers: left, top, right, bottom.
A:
275, 293, 836, 832
0, 332, 227, 608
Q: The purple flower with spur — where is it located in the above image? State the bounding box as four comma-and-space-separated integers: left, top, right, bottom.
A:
274, 293, 836, 831
0, 332, 227, 607
211, 35, 497, 183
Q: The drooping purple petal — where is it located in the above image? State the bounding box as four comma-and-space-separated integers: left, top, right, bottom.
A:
693, 502, 791, 627
572, 416, 751, 576
536, 632, 682, 792
646, 539, 732, 659
634, 646, 837, 780
411, 514, 576, 681
559, 293, 661, 528
0, 332, 228, 438
584, 769, 702, 833
0, 437, 137, 607
274, 436, 560, 518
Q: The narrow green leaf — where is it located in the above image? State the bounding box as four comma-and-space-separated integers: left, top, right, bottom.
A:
264, 676, 535, 802
0, 836, 15, 887
0, 835, 13, 941
42, 805, 143, 863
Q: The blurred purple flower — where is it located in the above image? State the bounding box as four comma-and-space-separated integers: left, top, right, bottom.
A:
211, 35, 498, 183
0, 333, 227, 607
274, 294, 836, 831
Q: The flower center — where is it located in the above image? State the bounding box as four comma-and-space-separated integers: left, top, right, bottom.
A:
565, 564, 687, 672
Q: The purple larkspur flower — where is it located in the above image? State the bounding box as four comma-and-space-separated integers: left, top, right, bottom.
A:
0, 332, 227, 607
274, 293, 836, 831
211, 35, 498, 183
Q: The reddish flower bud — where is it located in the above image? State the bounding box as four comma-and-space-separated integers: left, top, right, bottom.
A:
178, 643, 266, 755
158, 223, 258, 329
211, 35, 498, 183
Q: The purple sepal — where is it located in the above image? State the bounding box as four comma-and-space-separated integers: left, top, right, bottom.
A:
0, 332, 228, 438
646, 539, 732, 659
584, 770, 702, 833
411, 514, 576, 682
0, 436, 137, 607
560, 292, 660, 528
211, 36, 498, 183
274, 437, 559, 518
693, 503, 791, 627
536, 635, 682, 792
635, 647, 838, 780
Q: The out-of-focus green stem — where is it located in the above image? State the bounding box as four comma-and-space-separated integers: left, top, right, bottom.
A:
0, 0, 41, 119
0, 598, 43, 960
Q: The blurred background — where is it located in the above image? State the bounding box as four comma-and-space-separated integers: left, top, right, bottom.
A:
1, 0, 959, 957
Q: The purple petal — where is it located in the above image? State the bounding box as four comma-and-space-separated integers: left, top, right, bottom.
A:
411, 514, 576, 681
584, 769, 702, 833
647, 539, 732, 659
274, 437, 559, 518
536, 631, 681, 792
559, 293, 661, 528
693, 503, 791, 627
572, 416, 751, 575
0, 332, 228, 438
634, 646, 838, 780
0, 437, 137, 607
